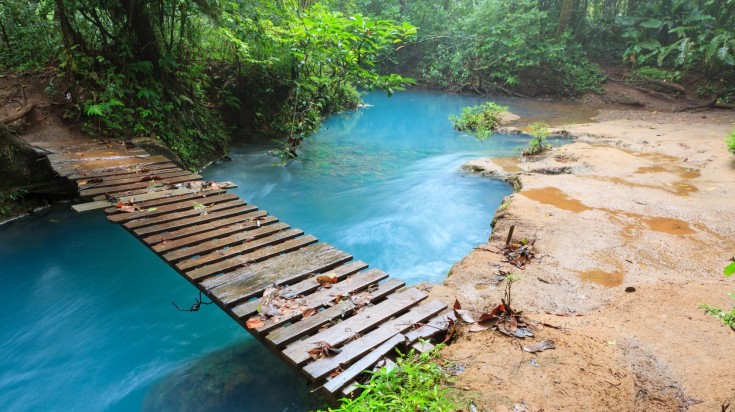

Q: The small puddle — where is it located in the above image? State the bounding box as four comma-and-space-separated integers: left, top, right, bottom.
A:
642, 216, 696, 235
635, 165, 701, 180
522, 187, 591, 213
579, 270, 625, 288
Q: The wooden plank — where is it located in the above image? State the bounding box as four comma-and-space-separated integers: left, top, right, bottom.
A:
71, 182, 237, 213
302, 300, 445, 381
231, 260, 369, 319
67, 162, 180, 180
151, 216, 279, 254
167, 227, 303, 265
55, 155, 171, 175
140, 208, 266, 244
79, 169, 189, 190
264, 276, 403, 345
202, 243, 352, 307
48, 149, 148, 164
412, 341, 434, 353
254, 269, 391, 335
282, 288, 427, 366
104, 189, 228, 215
404, 311, 456, 343
107, 193, 239, 224
341, 359, 397, 397
323, 334, 406, 394
130, 204, 256, 237
123, 199, 250, 235
261, 300, 356, 342
80, 173, 202, 197
185, 235, 318, 280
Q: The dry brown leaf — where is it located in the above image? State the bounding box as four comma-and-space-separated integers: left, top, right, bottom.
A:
245, 318, 264, 329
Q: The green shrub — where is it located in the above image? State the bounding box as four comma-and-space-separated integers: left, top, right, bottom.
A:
726, 129, 735, 155
699, 261, 735, 331
450, 102, 508, 140
319, 346, 457, 412
522, 122, 551, 156
628, 67, 682, 83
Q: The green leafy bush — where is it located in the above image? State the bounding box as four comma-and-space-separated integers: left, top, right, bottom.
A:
319, 346, 456, 412
628, 67, 682, 83
450, 102, 508, 140
522, 122, 551, 156
699, 261, 735, 331
727, 129, 735, 155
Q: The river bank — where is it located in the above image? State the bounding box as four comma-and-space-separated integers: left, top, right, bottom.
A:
431, 108, 735, 411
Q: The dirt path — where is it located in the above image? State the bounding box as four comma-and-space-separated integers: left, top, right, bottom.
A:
430, 108, 735, 411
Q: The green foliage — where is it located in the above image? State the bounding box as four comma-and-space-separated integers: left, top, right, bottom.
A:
628, 67, 682, 83
699, 259, 735, 331
522, 122, 551, 156
450, 102, 508, 140
0, 189, 27, 217
319, 346, 457, 412
0, 2, 59, 71
617, 0, 735, 71
727, 129, 735, 155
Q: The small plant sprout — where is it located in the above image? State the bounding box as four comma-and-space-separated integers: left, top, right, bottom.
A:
522, 122, 551, 156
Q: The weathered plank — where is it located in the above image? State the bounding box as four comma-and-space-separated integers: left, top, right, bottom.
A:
72, 182, 237, 213
264, 277, 404, 346
323, 334, 406, 394
67, 162, 180, 181
107, 193, 239, 224
282, 287, 427, 366
56, 155, 171, 175
152, 217, 280, 255
404, 311, 456, 343
124, 199, 245, 230
166, 227, 303, 264
262, 300, 356, 343
80, 173, 202, 198
231, 260, 369, 319
80, 169, 190, 190
48, 149, 148, 164
303, 299, 446, 381
104, 189, 228, 215
140, 209, 267, 244
202, 243, 352, 306
185, 235, 319, 280
130, 204, 257, 237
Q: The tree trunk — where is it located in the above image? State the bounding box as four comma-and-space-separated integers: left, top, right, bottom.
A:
556, 0, 575, 36
119, 0, 162, 71
0, 19, 12, 55
54, 0, 78, 76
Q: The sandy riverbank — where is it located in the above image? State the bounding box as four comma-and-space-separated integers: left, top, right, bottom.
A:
430, 109, 735, 411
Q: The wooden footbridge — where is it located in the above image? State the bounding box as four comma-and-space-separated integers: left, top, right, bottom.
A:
33, 138, 453, 402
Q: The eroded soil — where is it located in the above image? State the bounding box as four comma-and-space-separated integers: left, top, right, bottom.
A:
433, 105, 735, 411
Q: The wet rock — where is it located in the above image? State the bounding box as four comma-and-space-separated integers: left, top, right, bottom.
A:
529, 166, 573, 175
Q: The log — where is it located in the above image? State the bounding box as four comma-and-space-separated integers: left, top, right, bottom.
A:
1, 104, 36, 125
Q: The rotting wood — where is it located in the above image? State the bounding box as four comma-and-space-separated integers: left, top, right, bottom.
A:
323, 334, 406, 394
203, 243, 352, 306
264, 301, 356, 344
303, 299, 446, 381
1, 103, 36, 124
188, 235, 321, 282
231, 260, 369, 319
282, 287, 427, 366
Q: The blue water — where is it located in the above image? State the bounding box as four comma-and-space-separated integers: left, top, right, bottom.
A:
0, 90, 548, 411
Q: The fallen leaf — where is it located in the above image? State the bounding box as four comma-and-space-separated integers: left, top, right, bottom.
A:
316, 274, 337, 288
523, 339, 556, 353
302, 308, 317, 318
147, 207, 158, 212
454, 309, 476, 324
245, 318, 264, 329
454, 299, 462, 310
118, 205, 136, 213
